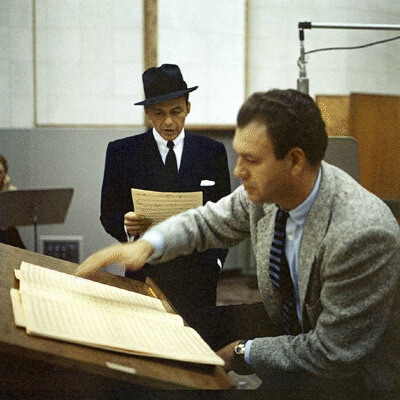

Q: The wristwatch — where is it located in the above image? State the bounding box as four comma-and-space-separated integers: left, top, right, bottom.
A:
233, 340, 247, 356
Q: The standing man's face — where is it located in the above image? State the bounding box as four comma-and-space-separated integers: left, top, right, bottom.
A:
145, 96, 191, 141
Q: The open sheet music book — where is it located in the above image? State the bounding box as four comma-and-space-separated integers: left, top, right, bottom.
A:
10, 262, 224, 366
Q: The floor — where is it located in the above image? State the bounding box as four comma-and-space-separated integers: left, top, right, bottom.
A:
216, 271, 261, 306
215, 271, 264, 390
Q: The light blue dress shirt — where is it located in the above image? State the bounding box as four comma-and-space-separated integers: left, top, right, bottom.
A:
244, 168, 322, 364
143, 168, 322, 366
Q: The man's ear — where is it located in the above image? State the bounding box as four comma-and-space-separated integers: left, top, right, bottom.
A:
287, 147, 306, 176
144, 107, 154, 128
186, 101, 191, 114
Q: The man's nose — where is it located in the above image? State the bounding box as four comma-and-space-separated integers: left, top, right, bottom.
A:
234, 161, 246, 179
164, 116, 173, 126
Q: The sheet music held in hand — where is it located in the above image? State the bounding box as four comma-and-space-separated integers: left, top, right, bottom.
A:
131, 188, 203, 225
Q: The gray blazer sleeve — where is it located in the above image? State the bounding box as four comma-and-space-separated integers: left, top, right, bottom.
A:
147, 186, 252, 263
250, 226, 399, 379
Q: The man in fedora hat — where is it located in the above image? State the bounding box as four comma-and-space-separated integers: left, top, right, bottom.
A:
100, 64, 231, 318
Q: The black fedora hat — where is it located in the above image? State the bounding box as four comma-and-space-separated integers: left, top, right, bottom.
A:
134, 64, 198, 106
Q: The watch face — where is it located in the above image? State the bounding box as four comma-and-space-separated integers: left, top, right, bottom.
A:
234, 341, 246, 355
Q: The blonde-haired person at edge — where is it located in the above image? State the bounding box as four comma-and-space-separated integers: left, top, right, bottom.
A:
0, 154, 25, 249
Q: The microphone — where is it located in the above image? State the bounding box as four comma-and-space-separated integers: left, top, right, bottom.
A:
297, 28, 309, 94
297, 75, 309, 95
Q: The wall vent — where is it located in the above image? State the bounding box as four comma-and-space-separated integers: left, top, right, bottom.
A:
40, 235, 82, 264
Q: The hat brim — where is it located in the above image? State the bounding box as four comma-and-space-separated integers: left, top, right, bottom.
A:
134, 86, 198, 106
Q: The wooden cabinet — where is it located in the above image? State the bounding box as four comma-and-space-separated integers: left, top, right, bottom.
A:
317, 93, 400, 200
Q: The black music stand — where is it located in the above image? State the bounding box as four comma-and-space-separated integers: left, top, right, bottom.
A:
0, 188, 73, 252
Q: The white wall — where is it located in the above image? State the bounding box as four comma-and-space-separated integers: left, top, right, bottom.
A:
158, 0, 246, 125
0, 0, 34, 127
1, 0, 399, 128
0, 0, 245, 127
247, 0, 400, 97
35, 0, 143, 125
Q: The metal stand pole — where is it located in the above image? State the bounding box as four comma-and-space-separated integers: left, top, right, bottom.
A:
296, 22, 400, 94
33, 205, 38, 252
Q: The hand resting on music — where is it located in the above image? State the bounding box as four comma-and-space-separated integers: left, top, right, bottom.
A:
75, 240, 154, 278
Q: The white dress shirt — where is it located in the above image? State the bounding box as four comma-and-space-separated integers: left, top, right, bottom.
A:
124, 128, 186, 242
152, 128, 185, 170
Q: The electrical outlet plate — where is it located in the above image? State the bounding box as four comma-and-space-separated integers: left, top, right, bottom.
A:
40, 235, 83, 264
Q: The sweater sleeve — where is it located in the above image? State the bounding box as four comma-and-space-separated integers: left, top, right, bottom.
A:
146, 186, 252, 264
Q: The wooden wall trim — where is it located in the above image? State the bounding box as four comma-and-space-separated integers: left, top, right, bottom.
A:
143, 0, 158, 71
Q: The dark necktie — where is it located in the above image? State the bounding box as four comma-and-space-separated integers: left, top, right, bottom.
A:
269, 208, 300, 335
165, 140, 178, 187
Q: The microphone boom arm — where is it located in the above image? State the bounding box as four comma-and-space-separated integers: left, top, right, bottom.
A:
296, 22, 400, 94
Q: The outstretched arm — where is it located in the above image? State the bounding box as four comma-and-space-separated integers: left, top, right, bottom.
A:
75, 239, 154, 278
78, 186, 251, 277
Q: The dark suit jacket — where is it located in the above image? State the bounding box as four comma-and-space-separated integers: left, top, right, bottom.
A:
100, 130, 231, 317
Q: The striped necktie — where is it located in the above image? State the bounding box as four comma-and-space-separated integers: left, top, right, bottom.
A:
165, 140, 178, 188
269, 207, 299, 335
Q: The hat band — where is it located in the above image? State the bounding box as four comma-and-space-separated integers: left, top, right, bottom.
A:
144, 81, 188, 100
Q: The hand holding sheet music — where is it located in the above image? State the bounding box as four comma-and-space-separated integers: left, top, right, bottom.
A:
76, 189, 203, 282
131, 188, 203, 226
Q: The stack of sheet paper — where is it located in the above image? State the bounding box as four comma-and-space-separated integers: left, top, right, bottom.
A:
10, 262, 224, 366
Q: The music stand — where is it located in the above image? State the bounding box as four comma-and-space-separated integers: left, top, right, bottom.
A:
0, 188, 73, 252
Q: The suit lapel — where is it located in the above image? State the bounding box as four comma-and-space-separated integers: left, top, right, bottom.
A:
298, 162, 333, 306
144, 131, 169, 190
145, 130, 164, 167
256, 204, 283, 321
178, 133, 198, 190
255, 163, 334, 325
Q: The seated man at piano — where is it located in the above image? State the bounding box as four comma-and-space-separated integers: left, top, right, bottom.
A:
77, 89, 400, 392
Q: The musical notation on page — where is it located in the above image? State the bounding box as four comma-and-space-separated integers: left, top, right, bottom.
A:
131, 188, 203, 225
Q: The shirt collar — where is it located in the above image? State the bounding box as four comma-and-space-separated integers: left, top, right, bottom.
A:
289, 167, 322, 226
152, 128, 185, 148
